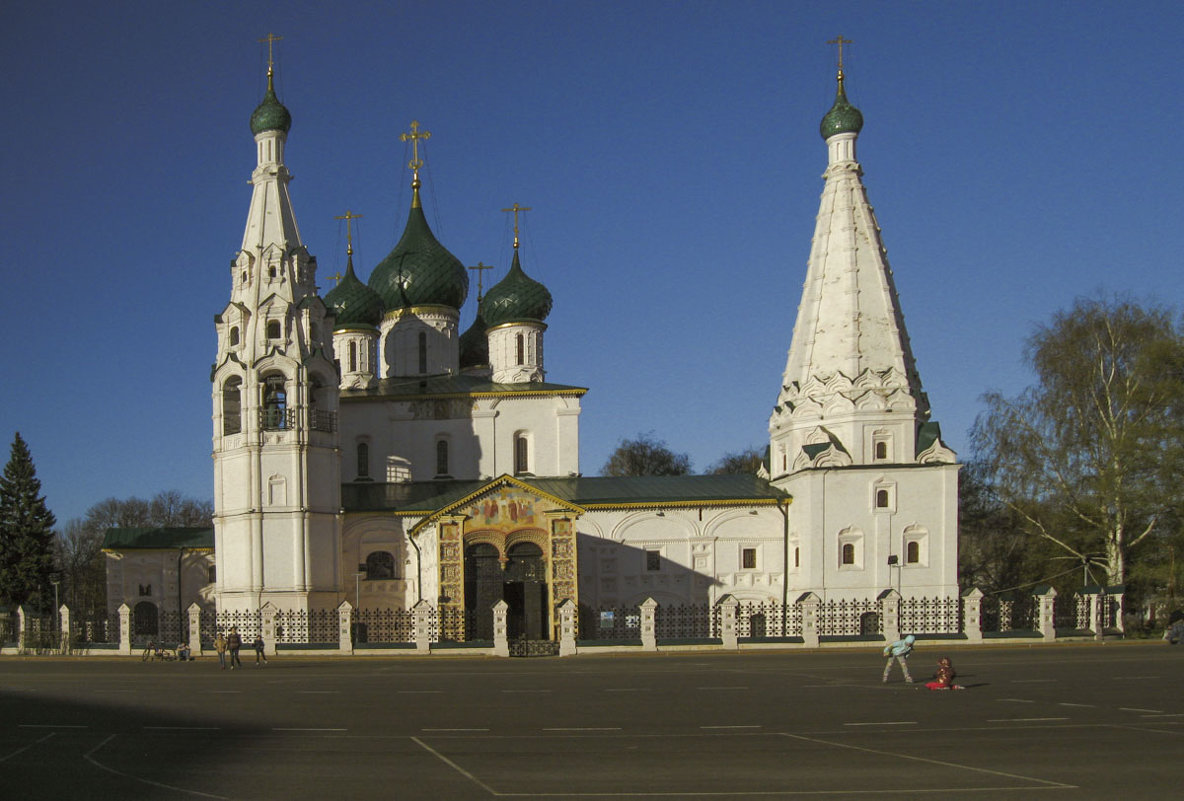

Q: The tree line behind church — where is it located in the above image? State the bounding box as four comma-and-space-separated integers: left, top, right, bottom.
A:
3, 294, 1183, 629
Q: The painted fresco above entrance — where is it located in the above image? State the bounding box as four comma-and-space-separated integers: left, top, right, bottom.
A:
465, 488, 542, 531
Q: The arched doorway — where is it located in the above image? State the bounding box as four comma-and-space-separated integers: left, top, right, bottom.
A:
504, 542, 547, 641
464, 543, 501, 640
133, 601, 159, 637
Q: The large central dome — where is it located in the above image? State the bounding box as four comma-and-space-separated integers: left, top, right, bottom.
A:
368, 193, 468, 310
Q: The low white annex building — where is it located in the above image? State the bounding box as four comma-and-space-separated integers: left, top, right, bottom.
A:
105, 54, 959, 644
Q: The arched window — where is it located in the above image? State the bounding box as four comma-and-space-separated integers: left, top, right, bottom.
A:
516, 333, 525, 365
349, 341, 358, 373
222, 376, 242, 435
436, 439, 449, 476
876, 489, 889, 508
365, 551, 396, 580
266, 320, 281, 339
356, 443, 369, 479
841, 543, 855, 565
874, 441, 888, 460
229, 327, 240, 347
906, 540, 920, 564
418, 332, 428, 374
514, 433, 529, 474
263, 374, 287, 429
268, 264, 277, 279
133, 601, 159, 636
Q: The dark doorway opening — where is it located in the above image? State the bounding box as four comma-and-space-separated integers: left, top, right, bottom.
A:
505, 542, 548, 640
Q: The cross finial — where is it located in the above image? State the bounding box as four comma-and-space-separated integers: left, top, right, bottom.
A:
258, 32, 283, 74
327, 270, 344, 286
400, 120, 432, 183
827, 35, 853, 78
468, 262, 495, 301
501, 203, 532, 249
334, 209, 364, 256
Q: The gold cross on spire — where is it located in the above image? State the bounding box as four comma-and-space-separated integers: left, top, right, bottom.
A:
827, 35, 853, 77
501, 203, 532, 249
468, 262, 495, 301
327, 270, 344, 286
258, 32, 283, 73
400, 120, 431, 181
334, 209, 364, 256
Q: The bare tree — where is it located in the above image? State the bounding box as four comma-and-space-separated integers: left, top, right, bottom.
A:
601, 432, 691, 477
708, 448, 765, 475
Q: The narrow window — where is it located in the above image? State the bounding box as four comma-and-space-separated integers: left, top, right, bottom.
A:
514, 434, 529, 474
222, 376, 242, 435
516, 333, 525, 365
906, 541, 920, 564
349, 341, 358, 373
646, 550, 661, 572
241, 270, 247, 284
266, 320, 281, 339
741, 548, 757, 569
436, 440, 449, 476
876, 489, 889, 508
875, 441, 888, 460
269, 265, 277, 279
418, 332, 428, 374
841, 543, 855, 565
263, 374, 286, 429
794, 547, 800, 568
357, 443, 370, 479
207, 565, 216, 584
229, 327, 240, 347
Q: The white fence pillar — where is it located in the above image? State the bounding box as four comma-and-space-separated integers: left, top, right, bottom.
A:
261, 603, 278, 654
118, 603, 132, 655
1108, 587, 1125, 634
879, 589, 902, 643
961, 588, 983, 643
413, 599, 433, 654
58, 605, 71, 654
1035, 586, 1057, 641
640, 597, 658, 651
558, 599, 577, 657
493, 600, 509, 657
16, 605, 29, 654
188, 603, 203, 655
338, 600, 354, 655
798, 592, 820, 648
718, 595, 739, 650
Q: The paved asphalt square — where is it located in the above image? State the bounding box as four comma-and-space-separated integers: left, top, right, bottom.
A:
0, 643, 1181, 799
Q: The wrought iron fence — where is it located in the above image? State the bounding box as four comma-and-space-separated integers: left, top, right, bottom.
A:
354, 608, 415, 643
70, 612, 121, 644
655, 603, 712, 640
981, 594, 1036, 633
273, 609, 337, 644
579, 604, 642, 641
819, 598, 880, 636
900, 596, 961, 635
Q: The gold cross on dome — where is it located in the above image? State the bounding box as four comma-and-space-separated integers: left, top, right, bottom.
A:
327, 271, 344, 286
258, 32, 283, 72
400, 120, 432, 177
468, 262, 495, 301
827, 35, 853, 73
334, 209, 364, 255
501, 203, 532, 249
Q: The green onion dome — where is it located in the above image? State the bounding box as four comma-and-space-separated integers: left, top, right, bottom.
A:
324, 255, 384, 329
819, 74, 863, 139
250, 70, 292, 135
459, 305, 490, 369
368, 189, 469, 310
482, 250, 553, 328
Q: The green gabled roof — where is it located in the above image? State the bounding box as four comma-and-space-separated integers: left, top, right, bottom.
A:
102, 527, 214, 551
342, 474, 788, 514
340, 373, 587, 401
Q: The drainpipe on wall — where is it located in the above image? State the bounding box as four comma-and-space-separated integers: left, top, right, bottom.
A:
408, 530, 423, 604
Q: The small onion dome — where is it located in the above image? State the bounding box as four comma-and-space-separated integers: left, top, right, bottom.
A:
459, 305, 490, 369
482, 250, 553, 328
819, 73, 863, 139
368, 190, 468, 310
250, 71, 292, 135
324, 255, 384, 329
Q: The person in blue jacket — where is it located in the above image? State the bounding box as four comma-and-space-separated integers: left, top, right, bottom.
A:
882, 634, 915, 683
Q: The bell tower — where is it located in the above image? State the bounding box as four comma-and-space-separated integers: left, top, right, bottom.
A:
211, 38, 342, 615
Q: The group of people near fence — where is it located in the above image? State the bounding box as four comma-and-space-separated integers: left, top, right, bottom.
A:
210, 627, 268, 669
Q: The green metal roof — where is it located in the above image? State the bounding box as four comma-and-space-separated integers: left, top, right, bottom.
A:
482, 250, 553, 327
325, 256, 384, 329
102, 527, 214, 551
250, 71, 292, 135
368, 195, 468, 310
342, 474, 788, 514
819, 74, 863, 139
340, 373, 587, 401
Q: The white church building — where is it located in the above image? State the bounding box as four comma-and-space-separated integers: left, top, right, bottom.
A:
105, 55, 959, 644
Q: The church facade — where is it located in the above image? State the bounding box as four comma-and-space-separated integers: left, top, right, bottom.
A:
107, 57, 959, 643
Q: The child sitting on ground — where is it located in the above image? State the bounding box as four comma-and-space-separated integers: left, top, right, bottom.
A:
925, 656, 965, 690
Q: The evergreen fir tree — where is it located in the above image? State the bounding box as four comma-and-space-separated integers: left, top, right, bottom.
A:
0, 433, 57, 608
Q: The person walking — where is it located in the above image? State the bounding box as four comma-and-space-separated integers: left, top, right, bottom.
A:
252, 634, 268, 666
227, 627, 243, 669
213, 632, 228, 670
882, 634, 915, 683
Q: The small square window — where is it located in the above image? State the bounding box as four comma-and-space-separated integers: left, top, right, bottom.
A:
645, 550, 661, 572
741, 548, 757, 569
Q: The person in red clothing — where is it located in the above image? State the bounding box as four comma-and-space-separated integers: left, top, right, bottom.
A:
925, 657, 965, 690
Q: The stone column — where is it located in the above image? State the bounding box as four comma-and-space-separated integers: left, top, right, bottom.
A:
413, 599, 433, 654
338, 600, 354, 655
1035, 586, 1057, 641
16, 605, 28, 654
961, 588, 984, 643
118, 603, 132, 656
57, 604, 71, 654
718, 595, 739, 650
640, 597, 658, 652
879, 589, 902, 643
261, 603, 278, 655
557, 599, 577, 657
493, 600, 509, 657
1108, 588, 1125, 634
188, 603, 203, 655
798, 592, 820, 648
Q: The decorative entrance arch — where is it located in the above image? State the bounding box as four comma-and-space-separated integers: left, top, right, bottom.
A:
463, 539, 549, 641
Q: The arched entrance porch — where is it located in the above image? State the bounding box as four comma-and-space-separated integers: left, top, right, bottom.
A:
464, 539, 549, 641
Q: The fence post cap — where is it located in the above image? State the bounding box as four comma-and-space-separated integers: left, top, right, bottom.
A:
961, 587, 984, 600
877, 588, 902, 602
796, 591, 821, 605
337, 599, 354, 612
716, 594, 739, 608
640, 597, 659, 610
412, 598, 435, 612
492, 599, 509, 612
117, 603, 131, 614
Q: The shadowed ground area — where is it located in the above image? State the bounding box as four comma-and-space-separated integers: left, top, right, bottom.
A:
1, 643, 1181, 799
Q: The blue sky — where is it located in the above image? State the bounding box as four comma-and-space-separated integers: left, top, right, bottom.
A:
2, 1, 1182, 526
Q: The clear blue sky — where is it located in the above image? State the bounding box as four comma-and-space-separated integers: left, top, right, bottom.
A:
2, 1, 1182, 526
